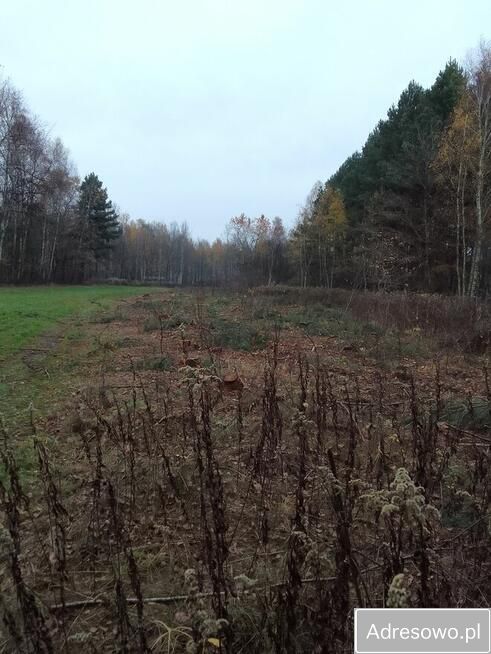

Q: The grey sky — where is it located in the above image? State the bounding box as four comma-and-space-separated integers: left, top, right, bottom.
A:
2, 0, 491, 240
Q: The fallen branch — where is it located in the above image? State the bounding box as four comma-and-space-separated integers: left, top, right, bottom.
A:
49, 566, 382, 612
441, 422, 491, 444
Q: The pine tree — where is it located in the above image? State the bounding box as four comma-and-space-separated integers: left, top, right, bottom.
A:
78, 173, 121, 260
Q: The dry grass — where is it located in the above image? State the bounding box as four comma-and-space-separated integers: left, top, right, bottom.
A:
256, 286, 491, 353
0, 288, 489, 653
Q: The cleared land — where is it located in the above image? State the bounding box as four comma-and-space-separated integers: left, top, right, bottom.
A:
0, 287, 489, 653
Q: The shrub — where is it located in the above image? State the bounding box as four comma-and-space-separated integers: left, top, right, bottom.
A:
210, 318, 268, 351
256, 286, 491, 352
440, 397, 491, 430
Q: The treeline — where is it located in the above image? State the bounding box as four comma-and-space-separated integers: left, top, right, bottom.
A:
1, 41, 491, 293
112, 214, 289, 286
0, 76, 289, 286
0, 81, 120, 283
293, 42, 491, 295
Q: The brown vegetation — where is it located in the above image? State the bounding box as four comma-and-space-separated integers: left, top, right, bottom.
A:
0, 289, 489, 652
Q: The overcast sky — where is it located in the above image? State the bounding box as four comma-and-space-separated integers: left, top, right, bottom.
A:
2, 0, 491, 240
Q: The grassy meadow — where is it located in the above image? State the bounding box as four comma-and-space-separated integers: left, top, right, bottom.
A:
0, 285, 160, 360
0, 285, 161, 437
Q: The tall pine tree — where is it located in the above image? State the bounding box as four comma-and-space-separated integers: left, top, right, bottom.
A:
77, 173, 121, 263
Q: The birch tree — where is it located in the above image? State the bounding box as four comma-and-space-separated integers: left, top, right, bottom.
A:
466, 41, 491, 296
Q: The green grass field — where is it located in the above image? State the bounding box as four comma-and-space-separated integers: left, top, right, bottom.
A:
0, 285, 157, 360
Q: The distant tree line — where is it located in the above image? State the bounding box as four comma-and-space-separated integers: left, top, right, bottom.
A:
1, 41, 490, 294
109, 213, 289, 287
0, 75, 289, 287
